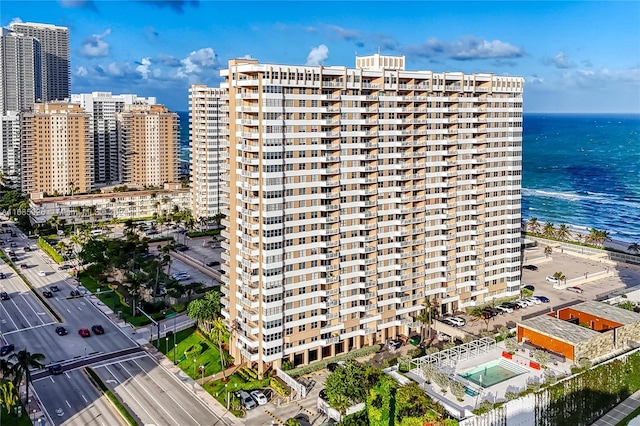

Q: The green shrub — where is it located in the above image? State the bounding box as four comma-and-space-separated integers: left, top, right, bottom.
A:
286, 345, 380, 377
270, 377, 290, 396
37, 237, 64, 263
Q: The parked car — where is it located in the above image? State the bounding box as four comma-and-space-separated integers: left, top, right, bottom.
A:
0, 344, 15, 356
443, 316, 465, 327
436, 333, 451, 342
55, 326, 68, 336
206, 261, 220, 267
175, 245, 189, 252
37, 270, 47, 277
567, 286, 584, 294
0, 291, 9, 300
546, 276, 559, 284
482, 307, 499, 318
49, 364, 63, 375
535, 295, 550, 303
0, 272, 5, 279
58, 264, 72, 270
78, 328, 91, 337
496, 304, 514, 314
523, 285, 535, 291
237, 390, 257, 410
514, 300, 529, 309
518, 299, 535, 307
91, 325, 105, 335
19, 264, 29, 269
525, 297, 541, 305
250, 390, 268, 406
523, 264, 539, 271
502, 301, 519, 310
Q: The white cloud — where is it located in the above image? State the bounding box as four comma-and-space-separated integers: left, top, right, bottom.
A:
545, 51, 575, 69
306, 44, 329, 66
75, 66, 88, 77
136, 57, 152, 79
80, 29, 111, 58
405, 36, 524, 61
177, 47, 217, 78
9, 17, 23, 25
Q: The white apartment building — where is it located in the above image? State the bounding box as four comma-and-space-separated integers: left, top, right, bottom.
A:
70, 92, 158, 185
29, 184, 191, 225
214, 54, 523, 372
189, 85, 228, 222
0, 112, 21, 188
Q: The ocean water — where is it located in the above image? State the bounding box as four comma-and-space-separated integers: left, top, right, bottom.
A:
176, 111, 640, 244
523, 114, 640, 244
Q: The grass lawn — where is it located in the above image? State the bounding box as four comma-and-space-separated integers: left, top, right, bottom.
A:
204, 373, 246, 417
154, 326, 226, 378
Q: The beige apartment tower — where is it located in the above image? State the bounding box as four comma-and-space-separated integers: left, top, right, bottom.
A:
117, 104, 179, 188
21, 103, 93, 195
215, 55, 524, 372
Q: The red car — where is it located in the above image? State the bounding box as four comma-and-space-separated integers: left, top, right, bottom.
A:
78, 328, 91, 337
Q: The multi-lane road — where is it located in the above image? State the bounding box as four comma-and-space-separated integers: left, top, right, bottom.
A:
0, 222, 231, 426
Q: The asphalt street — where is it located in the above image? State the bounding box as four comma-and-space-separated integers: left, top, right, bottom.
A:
92, 353, 226, 426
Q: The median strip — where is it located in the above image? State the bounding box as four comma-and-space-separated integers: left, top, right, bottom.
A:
84, 367, 139, 426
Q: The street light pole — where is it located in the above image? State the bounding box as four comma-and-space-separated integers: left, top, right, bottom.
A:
193, 359, 197, 377
174, 343, 177, 364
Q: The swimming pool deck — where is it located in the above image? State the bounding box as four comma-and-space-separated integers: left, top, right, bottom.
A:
406, 342, 575, 417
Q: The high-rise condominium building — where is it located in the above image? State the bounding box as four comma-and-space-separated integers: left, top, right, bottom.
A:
0, 29, 41, 114
9, 22, 69, 102
0, 112, 21, 188
21, 103, 93, 195
71, 92, 158, 185
117, 104, 179, 188
214, 55, 523, 372
189, 85, 228, 222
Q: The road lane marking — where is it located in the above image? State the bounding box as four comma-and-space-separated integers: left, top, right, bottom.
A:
77, 306, 82, 311
20, 292, 48, 325
132, 358, 204, 426
0, 302, 20, 330
49, 376, 55, 383
65, 400, 71, 408
2, 321, 56, 335
103, 365, 159, 424
116, 361, 183, 425
81, 394, 88, 403
66, 308, 71, 313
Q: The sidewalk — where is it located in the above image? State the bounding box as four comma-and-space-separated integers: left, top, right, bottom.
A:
592, 390, 640, 425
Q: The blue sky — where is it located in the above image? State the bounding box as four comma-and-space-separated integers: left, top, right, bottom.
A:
3, 0, 639, 113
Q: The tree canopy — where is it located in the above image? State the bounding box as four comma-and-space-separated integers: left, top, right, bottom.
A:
325, 361, 381, 408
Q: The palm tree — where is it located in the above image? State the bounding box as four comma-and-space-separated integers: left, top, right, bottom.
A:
628, 242, 640, 255
0, 380, 18, 414
544, 245, 553, 257
210, 318, 228, 373
415, 297, 434, 342
552, 271, 566, 284
9, 349, 45, 407
527, 217, 540, 234
556, 224, 571, 241
588, 228, 610, 247
542, 222, 556, 238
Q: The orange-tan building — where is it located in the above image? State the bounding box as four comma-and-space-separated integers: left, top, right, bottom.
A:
21, 102, 93, 196
212, 54, 524, 372
517, 301, 640, 361
117, 103, 179, 188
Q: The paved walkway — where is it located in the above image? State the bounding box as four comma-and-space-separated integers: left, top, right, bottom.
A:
592, 390, 640, 425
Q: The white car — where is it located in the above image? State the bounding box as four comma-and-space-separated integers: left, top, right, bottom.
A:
37, 270, 47, 277
526, 297, 542, 305
443, 316, 465, 327
546, 276, 559, 284
496, 305, 513, 314
173, 273, 191, 281
515, 299, 530, 308
250, 390, 268, 406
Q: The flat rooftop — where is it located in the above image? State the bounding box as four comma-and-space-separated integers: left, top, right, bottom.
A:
567, 300, 640, 325
518, 315, 601, 345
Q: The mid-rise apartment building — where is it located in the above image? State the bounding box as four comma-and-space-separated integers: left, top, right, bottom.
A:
8, 22, 69, 102
0, 28, 40, 114
189, 84, 228, 222
201, 54, 523, 372
21, 102, 93, 195
117, 103, 179, 188
71, 92, 158, 185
